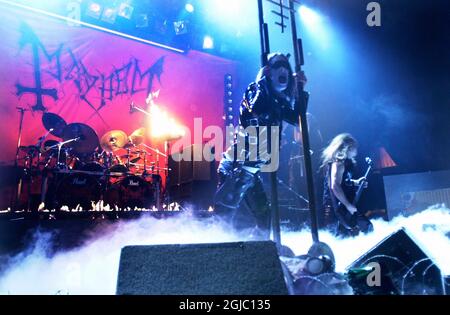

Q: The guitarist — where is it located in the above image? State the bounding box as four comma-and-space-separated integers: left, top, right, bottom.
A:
321, 133, 374, 237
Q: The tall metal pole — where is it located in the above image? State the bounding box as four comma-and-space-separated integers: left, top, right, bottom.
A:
258, 0, 270, 66
288, 0, 319, 243
257, 0, 282, 247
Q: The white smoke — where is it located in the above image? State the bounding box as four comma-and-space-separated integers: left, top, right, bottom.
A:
283, 205, 450, 274
0, 206, 449, 295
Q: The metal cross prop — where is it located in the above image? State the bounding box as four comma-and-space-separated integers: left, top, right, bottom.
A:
257, 0, 333, 257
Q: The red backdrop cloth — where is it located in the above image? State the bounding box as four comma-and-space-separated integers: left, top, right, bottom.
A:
0, 3, 236, 172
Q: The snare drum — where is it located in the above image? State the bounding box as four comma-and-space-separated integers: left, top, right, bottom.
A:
104, 175, 153, 209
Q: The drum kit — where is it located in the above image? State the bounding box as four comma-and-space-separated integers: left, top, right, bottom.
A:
15, 112, 172, 211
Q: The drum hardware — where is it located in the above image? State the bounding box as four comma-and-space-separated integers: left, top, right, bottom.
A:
42, 139, 60, 153
11, 108, 180, 211
14, 109, 57, 211
45, 137, 81, 169
126, 147, 132, 170
39, 136, 80, 210
140, 143, 167, 181
13, 107, 28, 211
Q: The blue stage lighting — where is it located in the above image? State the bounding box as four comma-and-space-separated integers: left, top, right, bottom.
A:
299, 5, 322, 26
185, 3, 194, 13
203, 36, 214, 49
86, 1, 102, 19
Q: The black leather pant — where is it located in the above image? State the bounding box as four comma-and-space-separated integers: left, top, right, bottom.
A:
214, 159, 271, 235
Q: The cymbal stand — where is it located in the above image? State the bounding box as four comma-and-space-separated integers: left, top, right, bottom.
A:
25, 147, 39, 212
164, 140, 170, 206
13, 107, 27, 211
126, 147, 131, 170
140, 143, 167, 158
142, 151, 147, 176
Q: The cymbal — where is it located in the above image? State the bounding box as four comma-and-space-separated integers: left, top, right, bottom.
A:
62, 123, 99, 155
128, 127, 146, 146
42, 113, 67, 138
100, 130, 128, 152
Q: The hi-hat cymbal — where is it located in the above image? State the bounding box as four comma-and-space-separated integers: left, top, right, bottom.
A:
63, 123, 99, 155
100, 130, 128, 152
42, 113, 67, 138
128, 127, 146, 146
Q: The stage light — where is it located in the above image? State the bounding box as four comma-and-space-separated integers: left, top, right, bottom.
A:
147, 101, 185, 141
185, 3, 194, 13
174, 20, 188, 35
101, 7, 117, 24
86, 1, 102, 19
118, 2, 134, 19
298, 5, 331, 51
298, 5, 322, 26
136, 14, 149, 28
203, 36, 214, 49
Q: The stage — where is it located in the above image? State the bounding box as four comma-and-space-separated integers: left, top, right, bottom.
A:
0, 0, 449, 296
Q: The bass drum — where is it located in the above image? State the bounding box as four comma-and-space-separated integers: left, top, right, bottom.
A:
55, 173, 102, 210
104, 176, 153, 210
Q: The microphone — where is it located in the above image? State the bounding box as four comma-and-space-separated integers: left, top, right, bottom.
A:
130, 101, 135, 114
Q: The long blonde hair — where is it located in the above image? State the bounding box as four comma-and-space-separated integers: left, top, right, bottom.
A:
321, 133, 357, 168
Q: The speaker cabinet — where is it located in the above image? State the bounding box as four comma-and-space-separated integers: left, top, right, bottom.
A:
116, 241, 288, 295
383, 169, 450, 219
347, 228, 446, 295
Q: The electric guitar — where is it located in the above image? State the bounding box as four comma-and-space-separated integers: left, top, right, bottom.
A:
335, 157, 374, 232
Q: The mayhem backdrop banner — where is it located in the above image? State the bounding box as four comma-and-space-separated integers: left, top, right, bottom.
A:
0, 2, 236, 165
